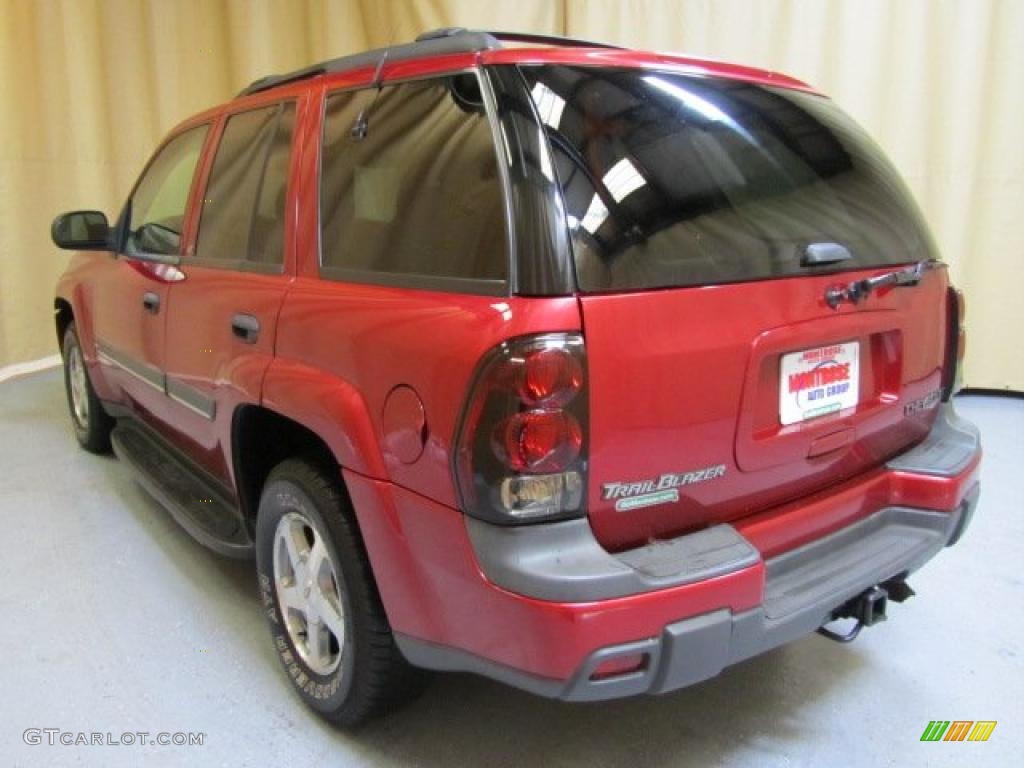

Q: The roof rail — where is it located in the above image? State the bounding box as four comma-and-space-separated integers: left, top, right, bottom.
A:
237, 29, 498, 97
237, 27, 618, 97
468, 29, 621, 50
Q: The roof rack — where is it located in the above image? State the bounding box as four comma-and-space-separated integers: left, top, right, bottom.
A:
459, 29, 620, 50
237, 27, 620, 97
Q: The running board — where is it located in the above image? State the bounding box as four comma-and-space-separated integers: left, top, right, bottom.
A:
111, 421, 253, 558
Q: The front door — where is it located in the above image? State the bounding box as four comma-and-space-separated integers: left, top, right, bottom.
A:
92, 124, 209, 423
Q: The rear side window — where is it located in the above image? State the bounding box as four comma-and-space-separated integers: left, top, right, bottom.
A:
320, 74, 507, 292
195, 102, 295, 269
126, 125, 208, 256
519, 65, 939, 292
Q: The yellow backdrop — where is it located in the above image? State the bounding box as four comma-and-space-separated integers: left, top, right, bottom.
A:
2, 0, 1021, 389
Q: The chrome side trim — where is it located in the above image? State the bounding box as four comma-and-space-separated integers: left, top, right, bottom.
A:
95, 340, 165, 393
95, 339, 216, 421
166, 377, 217, 420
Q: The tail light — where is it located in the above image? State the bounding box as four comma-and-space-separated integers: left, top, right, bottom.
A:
941, 287, 966, 400
454, 333, 587, 524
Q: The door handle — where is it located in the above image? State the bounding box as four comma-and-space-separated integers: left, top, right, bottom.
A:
142, 292, 160, 314
231, 313, 260, 344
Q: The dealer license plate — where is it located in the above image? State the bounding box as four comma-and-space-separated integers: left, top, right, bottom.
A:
779, 341, 859, 426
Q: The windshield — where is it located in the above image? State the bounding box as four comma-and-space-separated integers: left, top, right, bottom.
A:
519, 65, 939, 293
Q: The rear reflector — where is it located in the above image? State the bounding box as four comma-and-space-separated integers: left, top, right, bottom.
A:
590, 653, 648, 680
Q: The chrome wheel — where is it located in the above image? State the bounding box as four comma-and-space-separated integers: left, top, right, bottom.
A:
67, 343, 89, 429
272, 511, 346, 675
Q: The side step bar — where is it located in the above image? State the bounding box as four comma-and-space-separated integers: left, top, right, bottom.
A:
111, 420, 253, 558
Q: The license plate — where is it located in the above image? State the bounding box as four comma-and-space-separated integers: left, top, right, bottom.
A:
779, 341, 859, 425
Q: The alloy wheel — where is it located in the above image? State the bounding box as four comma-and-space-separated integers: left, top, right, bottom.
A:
67, 343, 90, 429
272, 511, 346, 675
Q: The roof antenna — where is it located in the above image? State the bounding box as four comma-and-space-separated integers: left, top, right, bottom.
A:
351, 26, 396, 141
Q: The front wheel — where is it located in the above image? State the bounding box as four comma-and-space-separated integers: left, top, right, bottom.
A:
62, 322, 113, 453
255, 458, 423, 725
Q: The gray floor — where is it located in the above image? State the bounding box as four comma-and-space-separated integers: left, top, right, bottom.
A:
1, 368, 1021, 767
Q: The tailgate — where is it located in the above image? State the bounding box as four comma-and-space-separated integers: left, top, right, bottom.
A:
515, 64, 951, 551
581, 267, 948, 550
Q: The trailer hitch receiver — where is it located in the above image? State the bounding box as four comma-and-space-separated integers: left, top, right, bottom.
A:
817, 584, 895, 643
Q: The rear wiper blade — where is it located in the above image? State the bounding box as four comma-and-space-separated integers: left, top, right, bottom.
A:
825, 260, 941, 309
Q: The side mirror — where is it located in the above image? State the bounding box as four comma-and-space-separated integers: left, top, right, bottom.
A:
51, 210, 111, 251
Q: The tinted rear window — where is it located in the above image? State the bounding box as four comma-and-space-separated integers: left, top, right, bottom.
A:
319, 74, 507, 292
520, 66, 938, 292
196, 102, 294, 269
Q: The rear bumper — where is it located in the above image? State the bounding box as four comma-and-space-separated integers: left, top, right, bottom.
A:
348, 403, 981, 701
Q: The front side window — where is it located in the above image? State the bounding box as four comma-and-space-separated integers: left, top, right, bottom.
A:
519, 65, 939, 292
319, 74, 507, 291
195, 102, 295, 269
125, 125, 208, 256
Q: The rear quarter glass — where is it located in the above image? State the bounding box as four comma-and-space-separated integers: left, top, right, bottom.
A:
515, 64, 940, 293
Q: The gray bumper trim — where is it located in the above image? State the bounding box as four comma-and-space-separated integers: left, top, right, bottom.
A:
465, 517, 759, 602
650, 498, 976, 697
401, 491, 979, 702
420, 402, 983, 701
886, 402, 980, 477
468, 401, 981, 605
762, 507, 949, 621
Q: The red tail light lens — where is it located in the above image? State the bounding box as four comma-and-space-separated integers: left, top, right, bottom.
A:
493, 410, 583, 472
454, 333, 587, 524
941, 287, 966, 400
519, 347, 583, 407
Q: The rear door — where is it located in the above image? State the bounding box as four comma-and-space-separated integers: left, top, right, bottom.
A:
518, 65, 949, 551
160, 98, 300, 483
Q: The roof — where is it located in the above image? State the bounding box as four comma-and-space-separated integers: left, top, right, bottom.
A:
237, 27, 813, 98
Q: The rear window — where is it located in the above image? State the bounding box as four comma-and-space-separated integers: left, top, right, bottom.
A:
520, 65, 938, 293
195, 102, 295, 270
319, 74, 507, 293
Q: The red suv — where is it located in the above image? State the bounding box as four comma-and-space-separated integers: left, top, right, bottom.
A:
52, 29, 981, 724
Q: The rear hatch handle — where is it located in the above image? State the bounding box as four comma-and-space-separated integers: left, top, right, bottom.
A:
825, 260, 941, 308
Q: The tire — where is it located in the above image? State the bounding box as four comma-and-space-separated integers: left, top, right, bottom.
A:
62, 322, 114, 453
255, 458, 424, 726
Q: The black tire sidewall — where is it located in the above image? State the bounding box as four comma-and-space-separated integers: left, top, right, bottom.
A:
255, 466, 358, 714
